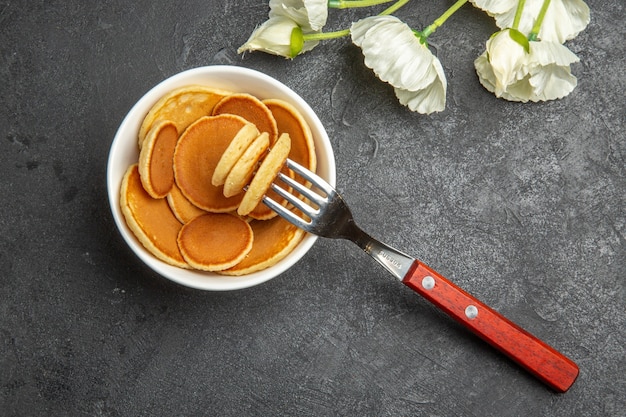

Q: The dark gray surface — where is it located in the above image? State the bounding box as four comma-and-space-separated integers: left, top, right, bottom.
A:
1, 1, 624, 416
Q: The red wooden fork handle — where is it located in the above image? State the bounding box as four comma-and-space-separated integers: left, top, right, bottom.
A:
402, 260, 579, 393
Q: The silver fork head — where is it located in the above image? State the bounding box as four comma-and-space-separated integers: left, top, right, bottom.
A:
261, 158, 356, 239
263, 159, 416, 280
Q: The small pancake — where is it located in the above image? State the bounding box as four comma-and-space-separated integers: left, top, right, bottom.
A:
167, 183, 206, 223
120, 164, 188, 268
139, 85, 231, 148
263, 98, 316, 172
238, 133, 291, 216
219, 216, 305, 276
213, 93, 278, 145
245, 165, 292, 220
212, 123, 260, 187
173, 114, 248, 212
138, 120, 178, 198
177, 213, 253, 271
223, 132, 270, 198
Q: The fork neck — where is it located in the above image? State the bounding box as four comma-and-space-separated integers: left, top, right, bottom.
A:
345, 221, 374, 251
344, 222, 415, 280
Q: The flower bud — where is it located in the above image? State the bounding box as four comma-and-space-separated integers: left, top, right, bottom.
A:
238, 16, 315, 59
485, 29, 528, 96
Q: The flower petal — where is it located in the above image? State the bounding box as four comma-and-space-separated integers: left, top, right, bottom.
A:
528, 40, 580, 67
526, 41, 578, 100
351, 15, 447, 113
469, 0, 517, 16
528, 64, 577, 101
471, 0, 590, 43
501, 75, 534, 102
352, 17, 437, 91
269, 0, 328, 32
474, 51, 498, 94
395, 59, 447, 114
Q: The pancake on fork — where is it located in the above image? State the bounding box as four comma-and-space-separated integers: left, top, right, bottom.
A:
238, 133, 291, 217
120, 164, 188, 268
223, 132, 270, 198
212, 123, 260, 187
247, 98, 318, 220
220, 98, 319, 274
139, 85, 231, 148
173, 114, 248, 212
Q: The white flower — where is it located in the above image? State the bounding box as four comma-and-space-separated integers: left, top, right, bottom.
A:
475, 32, 580, 102
469, 0, 590, 43
482, 29, 529, 96
351, 15, 447, 114
238, 16, 319, 59
269, 0, 328, 32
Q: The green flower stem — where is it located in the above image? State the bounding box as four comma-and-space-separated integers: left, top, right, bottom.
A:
379, 0, 411, 16
303, 0, 411, 42
421, 0, 468, 38
328, 0, 394, 8
512, 0, 526, 30
528, 0, 552, 41
302, 28, 351, 42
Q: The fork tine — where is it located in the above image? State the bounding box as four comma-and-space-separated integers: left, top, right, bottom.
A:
285, 158, 334, 195
260, 158, 335, 235
270, 181, 317, 216
276, 172, 326, 207
262, 193, 313, 232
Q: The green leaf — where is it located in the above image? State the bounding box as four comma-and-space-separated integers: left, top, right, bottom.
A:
508, 28, 530, 53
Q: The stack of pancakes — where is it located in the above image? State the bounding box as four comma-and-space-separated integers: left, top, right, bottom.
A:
120, 86, 316, 275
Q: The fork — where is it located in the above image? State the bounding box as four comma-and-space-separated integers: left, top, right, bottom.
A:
263, 158, 579, 393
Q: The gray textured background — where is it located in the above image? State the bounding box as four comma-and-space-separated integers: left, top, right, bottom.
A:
1, 1, 624, 416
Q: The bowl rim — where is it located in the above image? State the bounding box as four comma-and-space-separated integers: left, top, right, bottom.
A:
106, 65, 335, 291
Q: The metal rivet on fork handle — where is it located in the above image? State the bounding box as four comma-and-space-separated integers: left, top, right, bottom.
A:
422, 276, 435, 290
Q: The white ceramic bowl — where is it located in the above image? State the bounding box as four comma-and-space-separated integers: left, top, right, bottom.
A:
107, 66, 335, 290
